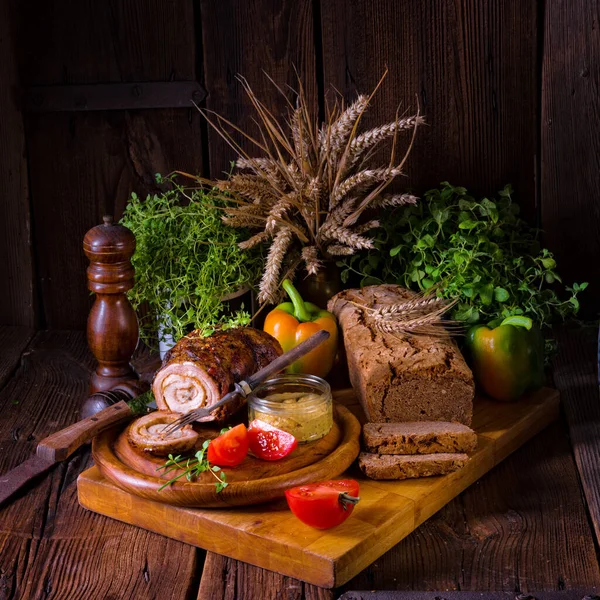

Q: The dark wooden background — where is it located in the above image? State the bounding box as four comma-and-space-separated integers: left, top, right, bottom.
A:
1, 0, 598, 330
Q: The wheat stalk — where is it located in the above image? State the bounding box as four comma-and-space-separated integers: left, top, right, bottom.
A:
322, 95, 369, 157
188, 71, 421, 306
238, 230, 269, 250
301, 246, 322, 275
258, 227, 293, 303
347, 115, 425, 167
372, 193, 419, 208
327, 244, 356, 256
331, 167, 404, 207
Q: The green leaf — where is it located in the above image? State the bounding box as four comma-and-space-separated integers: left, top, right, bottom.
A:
416, 234, 435, 248
459, 219, 479, 230
541, 257, 556, 269
390, 246, 402, 257
478, 283, 494, 306
500, 315, 533, 329
493, 287, 509, 302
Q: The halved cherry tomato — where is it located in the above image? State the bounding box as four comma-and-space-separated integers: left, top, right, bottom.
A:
285, 480, 360, 529
207, 423, 249, 467
247, 419, 298, 461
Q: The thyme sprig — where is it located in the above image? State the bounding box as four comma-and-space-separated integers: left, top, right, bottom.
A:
120, 174, 265, 348
156, 440, 228, 493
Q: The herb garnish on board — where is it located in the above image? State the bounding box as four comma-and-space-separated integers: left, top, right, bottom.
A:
156, 433, 229, 493
339, 182, 586, 329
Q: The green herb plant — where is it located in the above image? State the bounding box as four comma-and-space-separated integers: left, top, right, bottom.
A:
339, 182, 586, 329
120, 174, 264, 347
156, 438, 228, 493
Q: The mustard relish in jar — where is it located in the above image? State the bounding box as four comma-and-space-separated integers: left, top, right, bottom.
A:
248, 374, 333, 443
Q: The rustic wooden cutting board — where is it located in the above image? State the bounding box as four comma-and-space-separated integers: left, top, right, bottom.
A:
78, 387, 559, 588
91, 404, 361, 507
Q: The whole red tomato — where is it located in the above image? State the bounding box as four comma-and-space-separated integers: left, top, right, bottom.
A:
285, 480, 360, 529
247, 419, 298, 461
207, 423, 249, 467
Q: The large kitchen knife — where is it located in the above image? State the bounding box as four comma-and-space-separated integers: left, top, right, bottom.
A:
0, 392, 156, 507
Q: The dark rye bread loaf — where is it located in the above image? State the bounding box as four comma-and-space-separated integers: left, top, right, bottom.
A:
358, 452, 469, 480
362, 422, 477, 455
328, 285, 474, 425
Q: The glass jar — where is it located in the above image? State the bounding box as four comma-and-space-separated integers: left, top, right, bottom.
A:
248, 374, 333, 443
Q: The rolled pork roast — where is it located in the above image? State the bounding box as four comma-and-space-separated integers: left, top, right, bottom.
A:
152, 327, 282, 422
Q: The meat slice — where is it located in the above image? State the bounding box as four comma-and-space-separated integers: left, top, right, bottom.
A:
152, 327, 282, 421
126, 411, 199, 457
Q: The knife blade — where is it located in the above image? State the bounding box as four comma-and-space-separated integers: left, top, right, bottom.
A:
0, 455, 55, 506
0, 398, 145, 507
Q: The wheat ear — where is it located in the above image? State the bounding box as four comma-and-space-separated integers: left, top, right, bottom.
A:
301, 246, 322, 275
258, 227, 293, 303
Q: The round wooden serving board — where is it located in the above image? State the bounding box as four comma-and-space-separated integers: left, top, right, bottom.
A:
92, 404, 361, 507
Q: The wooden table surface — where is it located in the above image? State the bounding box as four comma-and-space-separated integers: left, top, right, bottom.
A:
0, 325, 598, 599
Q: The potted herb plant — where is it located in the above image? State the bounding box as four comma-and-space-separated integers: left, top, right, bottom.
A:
120, 176, 264, 357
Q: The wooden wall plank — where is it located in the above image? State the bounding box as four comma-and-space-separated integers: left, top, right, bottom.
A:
15, 0, 196, 85
0, 0, 35, 327
320, 0, 539, 218
200, 0, 318, 177
25, 109, 205, 328
14, 0, 203, 329
541, 0, 600, 311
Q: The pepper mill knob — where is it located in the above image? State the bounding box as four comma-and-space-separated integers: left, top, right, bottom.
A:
83, 215, 139, 393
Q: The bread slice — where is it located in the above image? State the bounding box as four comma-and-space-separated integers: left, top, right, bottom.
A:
358, 452, 469, 480
362, 421, 477, 455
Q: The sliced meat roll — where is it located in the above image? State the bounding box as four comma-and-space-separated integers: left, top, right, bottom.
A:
126, 411, 199, 456
152, 327, 282, 422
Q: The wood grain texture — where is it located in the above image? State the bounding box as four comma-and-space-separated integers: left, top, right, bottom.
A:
0, 0, 35, 327
341, 417, 600, 594
25, 109, 205, 329
14, 0, 196, 85
78, 388, 560, 588
200, 0, 318, 176
0, 326, 34, 390
197, 554, 335, 600
319, 0, 539, 218
552, 325, 600, 546
0, 329, 200, 600
541, 0, 600, 310
13, 0, 203, 329
92, 404, 360, 507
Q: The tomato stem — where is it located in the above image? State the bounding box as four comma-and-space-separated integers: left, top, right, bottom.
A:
339, 492, 360, 511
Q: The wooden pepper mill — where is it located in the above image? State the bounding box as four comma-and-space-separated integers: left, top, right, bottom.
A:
83, 215, 141, 394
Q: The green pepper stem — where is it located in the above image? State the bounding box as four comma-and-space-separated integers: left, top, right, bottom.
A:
282, 279, 312, 322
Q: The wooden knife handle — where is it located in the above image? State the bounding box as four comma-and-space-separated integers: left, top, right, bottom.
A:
36, 401, 133, 462
245, 329, 330, 389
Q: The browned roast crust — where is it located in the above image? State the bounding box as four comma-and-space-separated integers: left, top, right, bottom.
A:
156, 327, 283, 421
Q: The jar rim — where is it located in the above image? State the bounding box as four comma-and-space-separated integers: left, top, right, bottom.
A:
250, 374, 331, 409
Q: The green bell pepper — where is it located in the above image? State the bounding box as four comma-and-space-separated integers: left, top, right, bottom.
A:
465, 315, 544, 402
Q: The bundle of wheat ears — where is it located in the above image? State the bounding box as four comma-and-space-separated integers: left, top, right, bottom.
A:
199, 72, 424, 304
350, 295, 460, 337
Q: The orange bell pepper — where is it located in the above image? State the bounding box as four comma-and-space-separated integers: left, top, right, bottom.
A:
264, 280, 338, 378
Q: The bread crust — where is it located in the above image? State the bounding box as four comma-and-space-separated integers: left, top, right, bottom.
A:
328, 285, 474, 425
